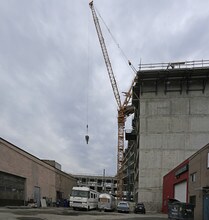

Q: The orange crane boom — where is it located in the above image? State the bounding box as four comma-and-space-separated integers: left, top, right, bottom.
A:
89, 0, 121, 109
89, 0, 136, 199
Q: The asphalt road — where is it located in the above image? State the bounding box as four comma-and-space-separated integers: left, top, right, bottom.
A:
0, 207, 168, 220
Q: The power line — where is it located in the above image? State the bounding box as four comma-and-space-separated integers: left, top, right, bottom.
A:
95, 6, 137, 74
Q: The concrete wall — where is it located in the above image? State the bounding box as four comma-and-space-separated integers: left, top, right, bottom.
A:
55, 172, 76, 200
138, 88, 209, 212
0, 138, 76, 205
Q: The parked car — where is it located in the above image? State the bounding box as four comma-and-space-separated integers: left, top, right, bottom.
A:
134, 202, 146, 214
117, 201, 129, 213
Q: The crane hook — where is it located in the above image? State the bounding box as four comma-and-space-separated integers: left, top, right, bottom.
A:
85, 135, 89, 144
85, 124, 89, 144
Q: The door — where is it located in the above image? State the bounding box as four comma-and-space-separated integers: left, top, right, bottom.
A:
34, 186, 41, 207
174, 181, 187, 202
203, 194, 209, 220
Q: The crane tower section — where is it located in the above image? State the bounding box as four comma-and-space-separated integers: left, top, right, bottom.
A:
89, 0, 136, 199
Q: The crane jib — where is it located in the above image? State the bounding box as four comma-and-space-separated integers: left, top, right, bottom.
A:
90, 2, 121, 108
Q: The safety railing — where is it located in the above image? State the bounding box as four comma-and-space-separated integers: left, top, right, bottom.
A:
139, 59, 209, 71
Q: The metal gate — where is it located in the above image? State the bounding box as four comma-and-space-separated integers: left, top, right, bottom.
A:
203, 194, 209, 220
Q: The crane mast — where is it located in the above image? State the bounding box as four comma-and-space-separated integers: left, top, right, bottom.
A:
89, 0, 126, 199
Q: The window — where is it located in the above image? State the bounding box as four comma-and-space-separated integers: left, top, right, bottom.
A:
99, 198, 108, 203
71, 190, 89, 198
190, 173, 196, 182
190, 195, 196, 207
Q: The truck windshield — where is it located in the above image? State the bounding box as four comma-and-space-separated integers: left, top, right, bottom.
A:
71, 190, 89, 198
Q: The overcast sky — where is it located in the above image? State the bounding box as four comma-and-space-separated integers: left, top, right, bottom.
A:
0, 0, 209, 176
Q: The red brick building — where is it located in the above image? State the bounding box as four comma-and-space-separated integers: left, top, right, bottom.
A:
162, 159, 189, 213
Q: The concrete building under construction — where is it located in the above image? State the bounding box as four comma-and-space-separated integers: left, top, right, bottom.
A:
73, 174, 117, 195
123, 60, 209, 212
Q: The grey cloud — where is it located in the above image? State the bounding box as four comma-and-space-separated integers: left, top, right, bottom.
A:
0, 0, 209, 176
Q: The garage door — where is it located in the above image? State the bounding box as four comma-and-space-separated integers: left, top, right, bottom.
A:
174, 181, 187, 202
0, 171, 25, 206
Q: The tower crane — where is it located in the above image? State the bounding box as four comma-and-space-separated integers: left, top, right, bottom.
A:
89, 0, 137, 199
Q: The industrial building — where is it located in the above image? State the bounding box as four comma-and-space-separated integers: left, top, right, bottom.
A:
0, 137, 76, 206
73, 174, 117, 195
162, 159, 189, 213
124, 60, 209, 212
189, 143, 209, 220
162, 143, 209, 219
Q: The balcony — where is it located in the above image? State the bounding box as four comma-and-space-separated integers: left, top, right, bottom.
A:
125, 129, 137, 141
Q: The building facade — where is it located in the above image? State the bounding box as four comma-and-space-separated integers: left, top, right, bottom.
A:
0, 138, 76, 206
122, 138, 135, 201
73, 174, 117, 195
162, 143, 209, 219
127, 60, 209, 212
189, 143, 209, 220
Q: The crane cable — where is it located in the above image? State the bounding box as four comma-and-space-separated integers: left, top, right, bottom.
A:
95, 6, 137, 74
85, 9, 91, 145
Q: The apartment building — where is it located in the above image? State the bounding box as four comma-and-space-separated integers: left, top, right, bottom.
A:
73, 174, 117, 195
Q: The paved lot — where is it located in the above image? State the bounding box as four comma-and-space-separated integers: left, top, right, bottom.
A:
0, 207, 168, 220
